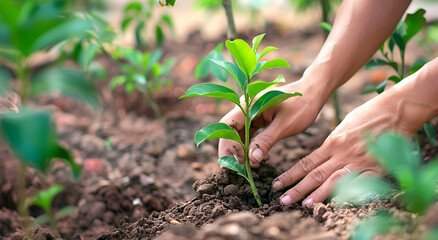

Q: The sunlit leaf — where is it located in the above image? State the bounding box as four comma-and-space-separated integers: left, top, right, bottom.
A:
218, 156, 246, 178
225, 39, 257, 76
180, 83, 240, 105
248, 74, 285, 99
252, 33, 265, 53
249, 90, 301, 120
210, 59, 247, 90
319, 22, 332, 32
376, 79, 387, 94
252, 59, 291, 77
257, 46, 277, 61
403, 9, 426, 43
195, 123, 243, 147
27, 185, 64, 213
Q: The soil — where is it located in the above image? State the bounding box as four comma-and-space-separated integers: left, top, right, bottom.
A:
1, 12, 438, 240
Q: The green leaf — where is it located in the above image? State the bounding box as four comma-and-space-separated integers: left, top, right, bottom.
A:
333, 174, 392, 206
249, 90, 301, 120
403, 8, 426, 43
146, 49, 163, 72
27, 185, 64, 213
367, 133, 419, 189
376, 79, 387, 94
319, 22, 332, 32
248, 74, 285, 99
388, 75, 401, 83
352, 212, 400, 240
0, 108, 81, 179
116, 47, 143, 67
159, 0, 176, 7
225, 39, 257, 77
121, 17, 134, 32
210, 59, 247, 90
408, 58, 428, 75
135, 21, 145, 47
195, 123, 243, 147
258, 58, 291, 72
218, 156, 246, 178
156, 25, 164, 46
195, 58, 210, 79
179, 83, 240, 105
252, 33, 265, 53
110, 75, 127, 90
361, 85, 377, 95
30, 67, 99, 109
365, 59, 398, 72
209, 52, 228, 82
0, 66, 12, 97
257, 46, 277, 61
393, 32, 404, 52
78, 43, 98, 71
55, 205, 76, 220
423, 123, 437, 147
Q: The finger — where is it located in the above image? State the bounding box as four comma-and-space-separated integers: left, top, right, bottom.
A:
302, 168, 350, 208
218, 106, 246, 163
272, 148, 329, 191
279, 159, 339, 205
248, 119, 283, 164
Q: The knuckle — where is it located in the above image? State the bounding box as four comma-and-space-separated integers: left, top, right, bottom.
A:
298, 156, 313, 173
255, 134, 275, 150
328, 170, 345, 184
308, 168, 326, 184
287, 187, 304, 199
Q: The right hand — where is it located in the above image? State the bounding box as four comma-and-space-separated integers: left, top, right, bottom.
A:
218, 79, 325, 167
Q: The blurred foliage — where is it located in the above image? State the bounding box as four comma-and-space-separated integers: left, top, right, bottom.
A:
195, 43, 228, 82
333, 132, 438, 239
110, 46, 174, 119
27, 185, 76, 227
121, 0, 174, 48
0, 108, 81, 178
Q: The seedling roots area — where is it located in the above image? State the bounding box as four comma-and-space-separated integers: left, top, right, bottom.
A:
1, 29, 438, 240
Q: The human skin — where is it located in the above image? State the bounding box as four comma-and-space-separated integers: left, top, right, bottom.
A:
216, 0, 438, 207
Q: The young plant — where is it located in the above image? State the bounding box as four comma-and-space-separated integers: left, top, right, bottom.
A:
27, 185, 76, 236
110, 47, 174, 121
121, 0, 174, 48
181, 33, 301, 205
362, 9, 437, 151
333, 132, 438, 239
0, 0, 94, 236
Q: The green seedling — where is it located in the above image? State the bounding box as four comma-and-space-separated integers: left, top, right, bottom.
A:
121, 0, 174, 48
333, 132, 438, 239
181, 33, 301, 205
363, 8, 427, 94
110, 46, 174, 121
0, 0, 95, 236
27, 185, 76, 235
363, 9, 437, 150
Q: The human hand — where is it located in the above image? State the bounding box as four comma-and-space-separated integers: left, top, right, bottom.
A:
218, 79, 325, 167
272, 86, 417, 207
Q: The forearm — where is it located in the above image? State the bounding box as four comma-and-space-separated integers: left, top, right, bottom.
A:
389, 58, 438, 133
302, 0, 411, 103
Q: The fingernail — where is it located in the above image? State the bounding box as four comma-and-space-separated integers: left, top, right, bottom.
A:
252, 148, 263, 162
303, 198, 314, 208
281, 195, 292, 205
233, 154, 241, 163
272, 180, 283, 190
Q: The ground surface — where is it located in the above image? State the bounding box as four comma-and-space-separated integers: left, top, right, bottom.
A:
1, 3, 438, 239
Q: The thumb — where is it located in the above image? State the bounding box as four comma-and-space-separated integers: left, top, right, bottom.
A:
248, 121, 282, 164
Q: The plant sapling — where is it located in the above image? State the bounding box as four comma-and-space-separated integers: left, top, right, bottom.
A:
181, 33, 301, 205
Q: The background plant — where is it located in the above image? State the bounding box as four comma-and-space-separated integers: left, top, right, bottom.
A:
181, 33, 301, 205
110, 46, 174, 122
333, 132, 438, 239
0, 0, 99, 236
362, 8, 436, 154
121, 0, 174, 49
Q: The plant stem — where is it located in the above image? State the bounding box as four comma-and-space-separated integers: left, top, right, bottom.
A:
244, 93, 261, 206
142, 93, 166, 129
222, 0, 237, 40
17, 63, 30, 105
17, 163, 33, 239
